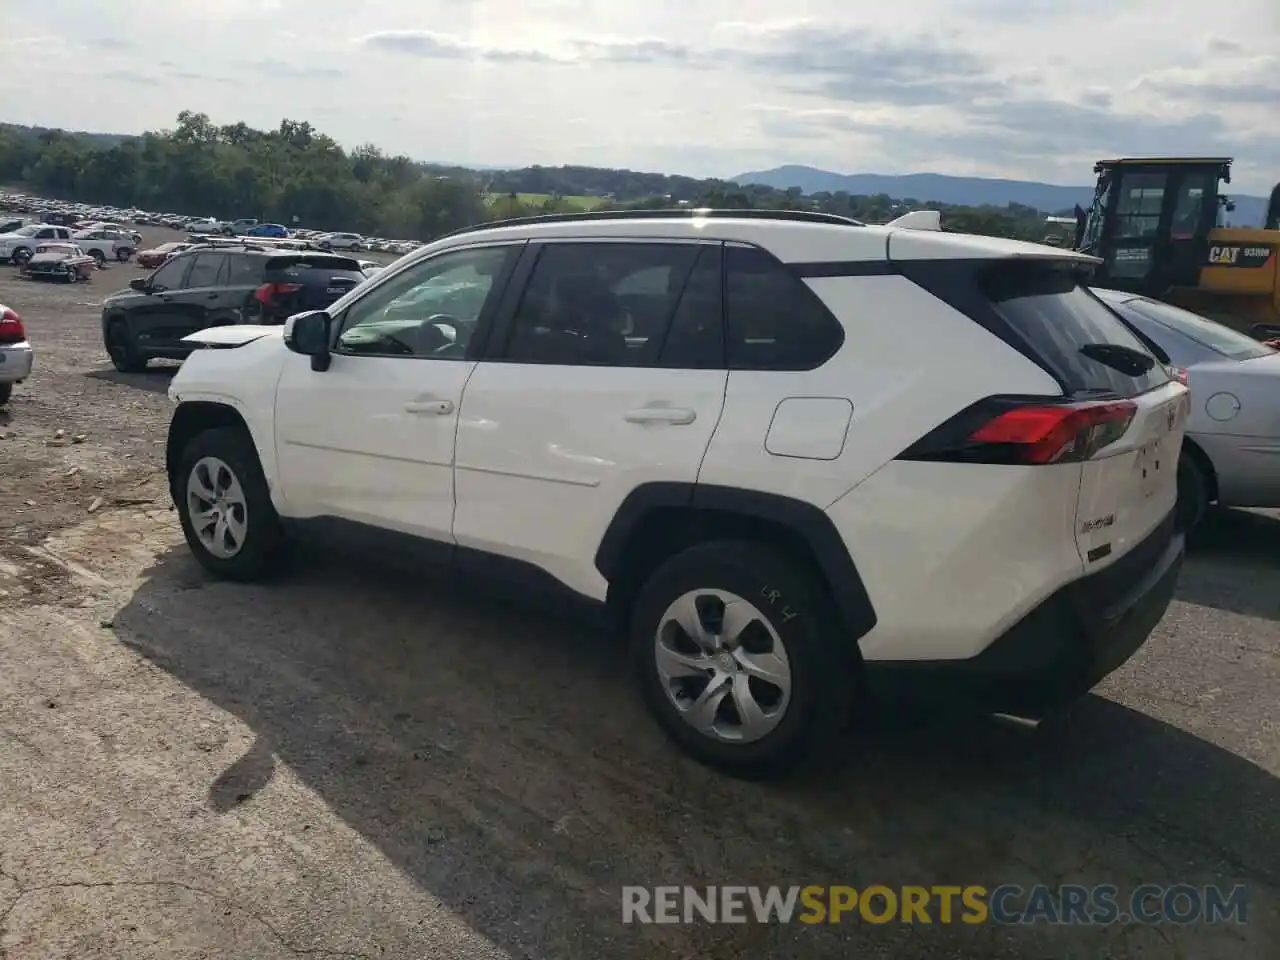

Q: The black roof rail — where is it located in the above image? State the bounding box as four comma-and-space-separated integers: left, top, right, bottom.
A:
439, 207, 866, 240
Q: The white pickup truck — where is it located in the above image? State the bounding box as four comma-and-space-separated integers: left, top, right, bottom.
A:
72, 228, 137, 264
0, 224, 74, 264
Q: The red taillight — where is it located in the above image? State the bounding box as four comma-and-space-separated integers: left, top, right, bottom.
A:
969, 401, 1137, 464
0, 307, 26, 344
254, 282, 303, 305
1172, 367, 1189, 386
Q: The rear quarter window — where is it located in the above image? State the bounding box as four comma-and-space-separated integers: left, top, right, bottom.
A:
981, 262, 1171, 397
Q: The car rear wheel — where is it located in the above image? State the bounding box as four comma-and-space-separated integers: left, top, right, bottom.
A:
116, 247, 132, 262
175, 427, 284, 581
10, 247, 31, 265
629, 540, 856, 779
105, 319, 147, 373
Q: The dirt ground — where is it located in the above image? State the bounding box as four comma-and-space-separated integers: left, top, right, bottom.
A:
1, 227, 1278, 958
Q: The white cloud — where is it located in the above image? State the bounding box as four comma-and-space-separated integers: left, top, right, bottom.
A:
0, 0, 1276, 192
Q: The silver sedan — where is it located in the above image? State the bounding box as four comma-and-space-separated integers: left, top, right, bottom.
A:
1095, 288, 1280, 528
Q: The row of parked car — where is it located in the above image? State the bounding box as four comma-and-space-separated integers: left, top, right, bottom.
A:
0, 192, 424, 256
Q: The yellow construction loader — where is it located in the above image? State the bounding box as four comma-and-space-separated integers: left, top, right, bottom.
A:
1074, 157, 1280, 339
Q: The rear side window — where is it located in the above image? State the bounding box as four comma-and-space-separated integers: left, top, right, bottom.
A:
725, 246, 843, 371
185, 253, 225, 289
981, 262, 1171, 397
225, 254, 265, 286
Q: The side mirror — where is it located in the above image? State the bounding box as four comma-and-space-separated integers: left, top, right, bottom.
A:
284, 310, 332, 371
129, 278, 148, 292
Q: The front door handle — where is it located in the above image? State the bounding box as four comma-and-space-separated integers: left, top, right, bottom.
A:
206, 293, 219, 300
624, 406, 696, 425
404, 399, 454, 415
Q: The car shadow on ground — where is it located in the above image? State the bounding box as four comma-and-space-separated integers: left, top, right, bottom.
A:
111, 545, 1280, 958
85, 365, 177, 394
1178, 507, 1280, 621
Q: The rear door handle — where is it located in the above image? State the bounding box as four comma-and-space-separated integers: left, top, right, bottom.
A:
624, 406, 696, 425
404, 399, 454, 415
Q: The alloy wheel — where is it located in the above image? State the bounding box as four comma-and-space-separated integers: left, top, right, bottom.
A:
186, 456, 249, 559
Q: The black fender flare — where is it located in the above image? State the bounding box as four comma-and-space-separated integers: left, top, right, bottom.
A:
595, 481, 878, 642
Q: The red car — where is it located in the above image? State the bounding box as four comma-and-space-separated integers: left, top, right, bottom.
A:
136, 241, 193, 269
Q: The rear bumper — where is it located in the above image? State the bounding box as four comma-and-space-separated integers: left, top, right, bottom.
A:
0, 341, 34, 383
863, 511, 1183, 717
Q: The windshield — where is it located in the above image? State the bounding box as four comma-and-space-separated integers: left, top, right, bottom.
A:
1121, 298, 1275, 361
12, 225, 40, 237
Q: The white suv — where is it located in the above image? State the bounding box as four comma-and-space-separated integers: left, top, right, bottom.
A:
164, 209, 1189, 778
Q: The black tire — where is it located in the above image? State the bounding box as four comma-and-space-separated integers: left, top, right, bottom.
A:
1176, 450, 1211, 532
0, 382, 12, 405
10, 247, 31, 265
629, 539, 856, 779
174, 426, 285, 581
104, 319, 148, 373
116, 247, 133, 262
88, 248, 106, 266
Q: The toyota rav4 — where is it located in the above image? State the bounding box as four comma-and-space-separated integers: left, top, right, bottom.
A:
163, 209, 1189, 778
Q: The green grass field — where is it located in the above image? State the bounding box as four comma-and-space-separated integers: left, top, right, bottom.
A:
483, 192, 605, 211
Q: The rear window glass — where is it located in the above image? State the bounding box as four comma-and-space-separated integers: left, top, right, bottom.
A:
1120, 298, 1274, 362
981, 262, 1171, 397
266, 256, 364, 284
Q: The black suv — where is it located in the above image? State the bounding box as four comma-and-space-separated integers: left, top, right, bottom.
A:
101, 245, 366, 372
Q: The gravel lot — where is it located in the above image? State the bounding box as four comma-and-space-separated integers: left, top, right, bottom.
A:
1, 227, 1278, 958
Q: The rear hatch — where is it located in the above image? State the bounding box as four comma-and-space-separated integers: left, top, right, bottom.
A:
263, 254, 366, 315
982, 262, 1189, 569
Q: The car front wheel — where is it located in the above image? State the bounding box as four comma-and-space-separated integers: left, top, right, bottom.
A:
175, 427, 284, 581
629, 540, 856, 779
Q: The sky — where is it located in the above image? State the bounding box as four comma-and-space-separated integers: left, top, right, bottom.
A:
1, 0, 1277, 192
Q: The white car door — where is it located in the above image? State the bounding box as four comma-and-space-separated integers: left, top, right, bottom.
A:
273, 243, 523, 541
453, 239, 728, 599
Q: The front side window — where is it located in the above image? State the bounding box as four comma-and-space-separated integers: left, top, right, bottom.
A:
336, 245, 516, 358
502, 242, 702, 366
149, 257, 189, 291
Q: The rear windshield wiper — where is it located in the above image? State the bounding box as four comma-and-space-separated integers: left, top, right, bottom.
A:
1079, 342, 1155, 377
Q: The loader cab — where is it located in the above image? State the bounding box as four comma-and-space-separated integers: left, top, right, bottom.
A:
1074, 157, 1231, 295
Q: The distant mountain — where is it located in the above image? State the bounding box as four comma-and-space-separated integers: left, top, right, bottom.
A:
732, 165, 1269, 226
